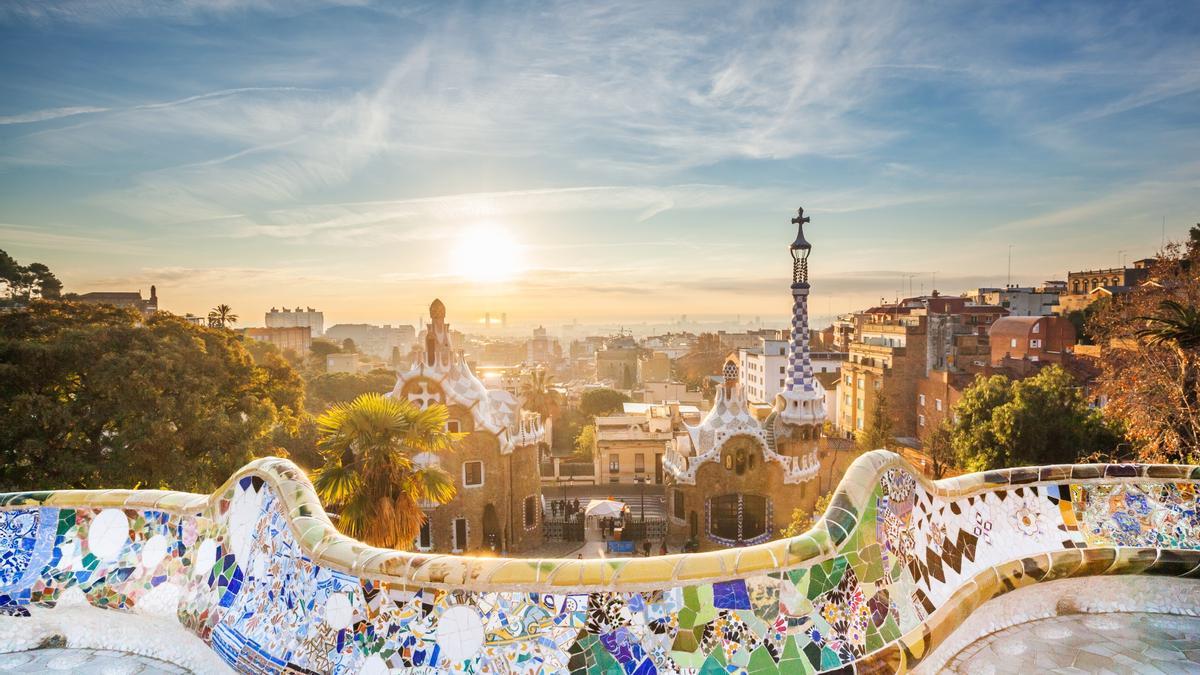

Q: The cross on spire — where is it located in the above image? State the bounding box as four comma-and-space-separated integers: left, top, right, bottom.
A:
791, 207, 810, 227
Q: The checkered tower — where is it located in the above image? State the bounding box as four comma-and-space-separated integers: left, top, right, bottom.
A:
775, 207, 827, 428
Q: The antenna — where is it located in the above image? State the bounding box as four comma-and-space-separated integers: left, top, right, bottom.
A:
1007, 244, 1013, 287
1118, 250, 1127, 268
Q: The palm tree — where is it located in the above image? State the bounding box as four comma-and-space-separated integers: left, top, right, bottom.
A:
312, 393, 457, 548
208, 304, 238, 329
519, 368, 560, 419
1135, 300, 1200, 349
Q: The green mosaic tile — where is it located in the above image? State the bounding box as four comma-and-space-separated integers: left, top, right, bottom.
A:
747, 645, 778, 674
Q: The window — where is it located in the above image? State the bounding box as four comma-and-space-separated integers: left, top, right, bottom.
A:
462, 461, 483, 487
1030, 339, 1042, 348
857, 418, 864, 430
452, 517, 467, 552
523, 496, 537, 528
919, 414, 926, 427
609, 455, 620, 473
919, 394, 926, 406
857, 398, 863, 411
779, 379, 785, 387
672, 489, 684, 520
447, 419, 460, 433
935, 399, 943, 411
634, 453, 645, 473
416, 519, 432, 550
1032, 323, 1041, 334
1010, 338, 1017, 348
779, 366, 785, 374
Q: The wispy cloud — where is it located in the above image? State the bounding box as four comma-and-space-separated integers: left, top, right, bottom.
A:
0, 105, 109, 125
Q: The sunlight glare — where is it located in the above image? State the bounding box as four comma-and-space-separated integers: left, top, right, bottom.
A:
452, 225, 523, 283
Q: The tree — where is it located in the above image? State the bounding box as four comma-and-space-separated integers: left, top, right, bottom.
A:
580, 388, 630, 417
208, 303, 238, 329
312, 394, 456, 548
924, 421, 956, 479
304, 370, 397, 414
341, 338, 357, 353
309, 339, 343, 371
949, 366, 1121, 472
1090, 244, 1200, 463
519, 369, 560, 419
675, 333, 726, 390
0, 301, 304, 491
551, 408, 587, 454
779, 493, 832, 538
856, 388, 894, 451
0, 251, 63, 304
573, 424, 597, 461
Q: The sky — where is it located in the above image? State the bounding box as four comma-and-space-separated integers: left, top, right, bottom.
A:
1, 1, 1197, 330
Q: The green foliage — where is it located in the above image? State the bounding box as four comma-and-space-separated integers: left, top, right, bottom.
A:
0, 300, 305, 492
207, 303, 238, 328
520, 369, 560, 419
779, 493, 832, 538
950, 365, 1122, 471
579, 387, 630, 417
0, 249, 63, 304
551, 408, 587, 455
573, 424, 597, 461
924, 421, 955, 479
312, 393, 457, 548
304, 370, 397, 414
341, 338, 357, 353
856, 389, 893, 452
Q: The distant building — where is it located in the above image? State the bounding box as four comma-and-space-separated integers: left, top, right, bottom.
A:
594, 403, 698, 485
243, 326, 311, 356
265, 306, 324, 337
638, 351, 672, 383
962, 286, 1061, 316
525, 325, 557, 364
717, 329, 781, 351
1057, 260, 1155, 313
595, 342, 641, 389
738, 338, 844, 405
642, 381, 705, 406
76, 285, 158, 315
326, 352, 360, 374
325, 323, 415, 360
988, 315, 1076, 365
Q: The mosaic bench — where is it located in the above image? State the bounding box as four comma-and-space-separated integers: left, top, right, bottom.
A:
1, 451, 1197, 673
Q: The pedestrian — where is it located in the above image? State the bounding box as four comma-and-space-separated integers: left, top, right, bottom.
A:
642, 540, 651, 557
659, 541, 668, 556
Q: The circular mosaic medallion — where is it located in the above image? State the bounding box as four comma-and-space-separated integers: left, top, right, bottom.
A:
436, 605, 484, 662
87, 509, 129, 562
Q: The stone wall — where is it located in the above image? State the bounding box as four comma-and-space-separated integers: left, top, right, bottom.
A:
0, 453, 1197, 673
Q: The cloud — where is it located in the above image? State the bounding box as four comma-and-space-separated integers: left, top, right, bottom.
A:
0, 223, 148, 254
0, 106, 109, 125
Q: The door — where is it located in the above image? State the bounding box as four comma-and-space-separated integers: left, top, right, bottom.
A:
654, 453, 663, 484
482, 504, 501, 552
453, 518, 468, 552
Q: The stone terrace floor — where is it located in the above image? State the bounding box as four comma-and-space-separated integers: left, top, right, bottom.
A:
945, 612, 1200, 674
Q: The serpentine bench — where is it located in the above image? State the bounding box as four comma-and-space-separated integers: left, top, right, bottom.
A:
1, 450, 1197, 673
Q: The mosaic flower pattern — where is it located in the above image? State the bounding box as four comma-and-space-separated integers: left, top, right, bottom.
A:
1, 460, 1198, 674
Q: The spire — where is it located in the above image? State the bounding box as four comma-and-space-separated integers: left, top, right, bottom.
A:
785, 207, 815, 392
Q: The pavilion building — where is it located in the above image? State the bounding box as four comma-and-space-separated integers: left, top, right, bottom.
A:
664, 208, 834, 550
387, 299, 546, 554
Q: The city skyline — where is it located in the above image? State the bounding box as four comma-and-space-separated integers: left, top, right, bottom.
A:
2, 1, 1197, 325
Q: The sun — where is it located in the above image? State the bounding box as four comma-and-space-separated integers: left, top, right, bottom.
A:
451, 225, 523, 283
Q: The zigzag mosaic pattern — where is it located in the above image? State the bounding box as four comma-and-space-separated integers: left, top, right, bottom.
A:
1, 454, 1198, 673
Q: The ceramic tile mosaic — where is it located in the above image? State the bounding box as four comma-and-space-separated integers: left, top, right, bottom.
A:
1, 452, 1198, 674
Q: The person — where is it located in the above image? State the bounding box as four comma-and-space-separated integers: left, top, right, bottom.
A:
577, 553, 583, 559
659, 541, 668, 556
642, 540, 651, 557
